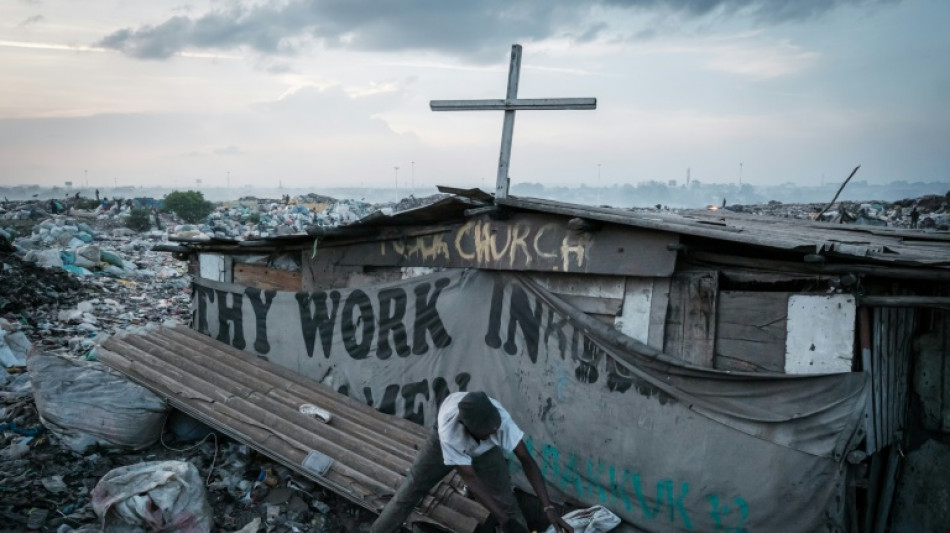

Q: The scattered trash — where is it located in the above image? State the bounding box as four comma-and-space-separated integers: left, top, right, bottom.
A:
91, 460, 213, 533
0, 195, 405, 531
298, 403, 332, 423
542, 505, 621, 533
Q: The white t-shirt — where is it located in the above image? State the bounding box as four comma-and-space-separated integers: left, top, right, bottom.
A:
437, 392, 525, 466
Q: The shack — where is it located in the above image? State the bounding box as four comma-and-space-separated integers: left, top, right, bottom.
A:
152, 189, 950, 532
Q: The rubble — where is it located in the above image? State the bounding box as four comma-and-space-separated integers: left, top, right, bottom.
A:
720, 194, 950, 230
0, 197, 386, 532
165, 193, 449, 241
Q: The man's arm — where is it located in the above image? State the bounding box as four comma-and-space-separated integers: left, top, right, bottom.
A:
454, 464, 512, 521
513, 440, 573, 533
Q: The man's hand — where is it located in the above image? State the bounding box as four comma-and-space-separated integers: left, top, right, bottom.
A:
544, 507, 573, 533
500, 519, 531, 533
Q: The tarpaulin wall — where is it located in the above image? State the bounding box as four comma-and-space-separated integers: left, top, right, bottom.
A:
193, 269, 867, 532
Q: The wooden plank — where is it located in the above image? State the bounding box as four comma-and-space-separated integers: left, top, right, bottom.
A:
430, 98, 596, 111
785, 294, 855, 374
304, 247, 362, 290
530, 273, 625, 298
648, 278, 670, 351
329, 212, 678, 277
873, 308, 884, 448
558, 294, 622, 316
714, 292, 790, 373
529, 273, 624, 316
614, 277, 670, 350
861, 295, 950, 308
616, 278, 653, 344
663, 271, 718, 368
234, 262, 302, 291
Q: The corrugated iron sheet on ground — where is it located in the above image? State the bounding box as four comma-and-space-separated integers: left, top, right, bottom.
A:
96, 325, 488, 532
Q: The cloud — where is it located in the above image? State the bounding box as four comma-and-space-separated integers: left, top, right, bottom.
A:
604, 0, 897, 24
17, 15, 44, 28
95, 0, 895, 61
214, 145, 245, 156
705, 40, 820, 78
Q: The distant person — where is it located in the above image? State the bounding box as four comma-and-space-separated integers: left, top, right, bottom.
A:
49, 199, 59, 215
911, 207, 920, 229
95, 189, 100, 202
722, 198, 727, 208
75, 191, 81, 200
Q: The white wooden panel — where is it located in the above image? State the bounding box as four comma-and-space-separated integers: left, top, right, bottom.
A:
615, 278, 652, 344
198, 253, 227, 282
614, 277, 669, 350
785, 294, 856, 374
530, 273, 625, 298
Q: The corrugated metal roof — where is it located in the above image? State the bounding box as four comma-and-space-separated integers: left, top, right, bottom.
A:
96, 325, 489, 532
168, 192, 950, 268
495, 196, 950, 268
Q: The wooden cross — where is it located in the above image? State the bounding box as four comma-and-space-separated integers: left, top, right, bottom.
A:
430, 44, 597, 199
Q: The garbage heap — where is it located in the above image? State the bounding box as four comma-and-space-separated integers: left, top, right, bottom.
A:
169, 195, 378, 241
0, 204, 382, 532
722, 194, 950, 229
167, 193, 451, 241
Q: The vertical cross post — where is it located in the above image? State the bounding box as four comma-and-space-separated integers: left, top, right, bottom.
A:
496, 45, 522, 199
430, 44, 596, 199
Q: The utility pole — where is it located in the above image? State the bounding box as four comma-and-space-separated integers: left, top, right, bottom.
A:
411, 161, 415, 196
739, 162, 743, 185
596, 163, 602, 205
394, 166, 400, 202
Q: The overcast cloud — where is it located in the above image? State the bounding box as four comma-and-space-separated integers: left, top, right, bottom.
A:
0, 0, 946, 193
95, 0, 895, 61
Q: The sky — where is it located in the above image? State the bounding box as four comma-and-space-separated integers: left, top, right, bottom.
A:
1, 0, 948, 192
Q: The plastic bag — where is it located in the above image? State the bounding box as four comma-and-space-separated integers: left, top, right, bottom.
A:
92, 461, 212, 533
543, 505, 622, 533
28, 353, 167, 452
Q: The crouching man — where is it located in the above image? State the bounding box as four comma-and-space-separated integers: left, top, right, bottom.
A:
371, 391, 571, 533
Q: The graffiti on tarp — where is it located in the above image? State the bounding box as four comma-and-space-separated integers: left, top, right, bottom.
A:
194, 277, 454, 361
521, 435, 750, 532
194, 272, 639, 401
378, 217, 592, 272
484, 273, 637, 395
337, 373, 471, 425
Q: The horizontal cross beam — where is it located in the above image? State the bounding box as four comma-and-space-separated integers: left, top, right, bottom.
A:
430, 98, 597, 111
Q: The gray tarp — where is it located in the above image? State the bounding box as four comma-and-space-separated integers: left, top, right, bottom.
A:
194, 269, 867, 532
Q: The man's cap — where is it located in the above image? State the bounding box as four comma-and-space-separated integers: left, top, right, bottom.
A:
458, 391, 501, 435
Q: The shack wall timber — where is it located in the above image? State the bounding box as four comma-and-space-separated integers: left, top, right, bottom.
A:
715, 291, 790, 372
198, 253, 230, 282
786, 294, 856, 374
664, 270, 718, 367
233, 262, 302, 291
615, 277, 669, 350
310, 212, 678, 276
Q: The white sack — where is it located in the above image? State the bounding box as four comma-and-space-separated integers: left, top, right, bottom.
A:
543, 505, 622, 533
92, 460, 212, 533
28, 353, 167, 452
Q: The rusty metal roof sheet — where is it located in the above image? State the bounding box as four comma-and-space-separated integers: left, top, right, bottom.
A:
496, 196, 950, 268
96, 325, 489, 532
169, 191, 950, 268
